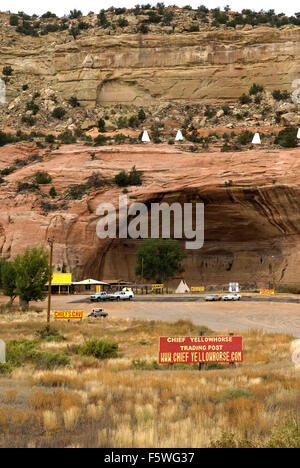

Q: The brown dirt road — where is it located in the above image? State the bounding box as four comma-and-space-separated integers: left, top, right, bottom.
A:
37, 295, 300, 338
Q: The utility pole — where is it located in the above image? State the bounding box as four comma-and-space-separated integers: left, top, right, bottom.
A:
47, 237, 54, 324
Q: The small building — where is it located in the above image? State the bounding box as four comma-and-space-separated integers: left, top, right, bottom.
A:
46, 273, 73, 295
72, 279, 109, 294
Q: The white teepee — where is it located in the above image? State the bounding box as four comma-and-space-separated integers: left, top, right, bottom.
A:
142, 130, 151, 143
175, 280, 190, 294
252, 132, 261, 144
297, 128, 300, 139
175, 129, 184, 141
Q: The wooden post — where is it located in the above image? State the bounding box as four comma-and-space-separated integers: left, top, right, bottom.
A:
229, 333, 235, 367
47, 237, 54, 324
199, 331, 204, 370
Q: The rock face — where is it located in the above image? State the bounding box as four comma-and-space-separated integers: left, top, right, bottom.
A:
1, 25, 300, 107
1, 142, 300, 289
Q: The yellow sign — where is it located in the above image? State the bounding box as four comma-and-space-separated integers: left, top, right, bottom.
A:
52, 273, 72, 285
152, 284, 164, 289
259, 289, 275, 295
54, 310, 84, 320
96, 285, 102, 293
191, 286, 205, 292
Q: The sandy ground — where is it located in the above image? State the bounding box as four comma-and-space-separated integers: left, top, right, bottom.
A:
29, 294, 300, 338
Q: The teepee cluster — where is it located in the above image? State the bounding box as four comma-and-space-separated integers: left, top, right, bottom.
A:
141, 129, 184, 143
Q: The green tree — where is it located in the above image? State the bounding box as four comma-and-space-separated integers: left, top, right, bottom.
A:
1, 260, 17, 304
14, 247, 49, 308
135, 238, 187, 282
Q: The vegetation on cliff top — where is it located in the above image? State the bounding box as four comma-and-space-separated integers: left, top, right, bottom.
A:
3, 6, 300, 40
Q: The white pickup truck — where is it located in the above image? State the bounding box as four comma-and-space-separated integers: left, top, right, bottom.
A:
222, 293, 241, 301
113, 291, 134, 301
90, 292, 116, 302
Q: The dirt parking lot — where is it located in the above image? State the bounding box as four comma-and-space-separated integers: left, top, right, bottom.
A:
33, 294, 300, 338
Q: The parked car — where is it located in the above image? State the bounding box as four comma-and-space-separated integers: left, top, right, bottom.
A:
88, 308, 108, 318
113, 290, 134, 301
205, 294, 222, 301
222, 293, 241, 301
90, 292, 116, 302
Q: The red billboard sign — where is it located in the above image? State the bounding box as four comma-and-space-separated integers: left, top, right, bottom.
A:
159, 336, 243, 364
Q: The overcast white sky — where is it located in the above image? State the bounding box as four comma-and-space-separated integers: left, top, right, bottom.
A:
2, 1, 299, 18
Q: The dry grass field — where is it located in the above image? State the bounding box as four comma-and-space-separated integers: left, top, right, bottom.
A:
0, 303, 300, 448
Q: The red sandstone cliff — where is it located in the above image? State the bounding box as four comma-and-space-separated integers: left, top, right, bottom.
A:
1, 142, 300, 288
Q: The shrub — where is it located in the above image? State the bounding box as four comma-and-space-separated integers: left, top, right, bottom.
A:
6, 339, 37, 367
132, 359, 160, 370
274, 127, 298, 148
97, 10, 109, 28
138, 108, 146, 122
254, 94, 263, 104
114, 170, 128, 187
237, 130, 254, 145
67, 184, 87, 200
265, 416, 300, 448
0, 131, 16, 147
239, 93, 251, 104
117, 17, 129, 27
115, 166, 142, 187
52, 107, 66, 119
249, 83, 264, 95
217, 388, 253, 403
97, 118, 106, 132
0, 363, 13, 375
9, 15, 19, 26
86, 172, 109, 189
35, 325, 66, 342
138, 23, 149, 34
94, 134, 107, 146
41, 11, 57, 18
49, 186, 57, 198
204, 106, 216, 118
68, 96, 80, 107
272, 89, 290, 101
69, 9, 82, 19
34, 171, 52, 184
6, 338, 69, 369
26, 100, 39, 114
21, 115, 36, 126
33, 352, 70, 369
16, 181, 39, 193
79, 339, 118, 359
78, 21, 90, 30
16, 20, 39, 37
2, 65, 13, 76
222, 105, 231, 115
45, 134, 55, 144
58, 130, 76, 144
